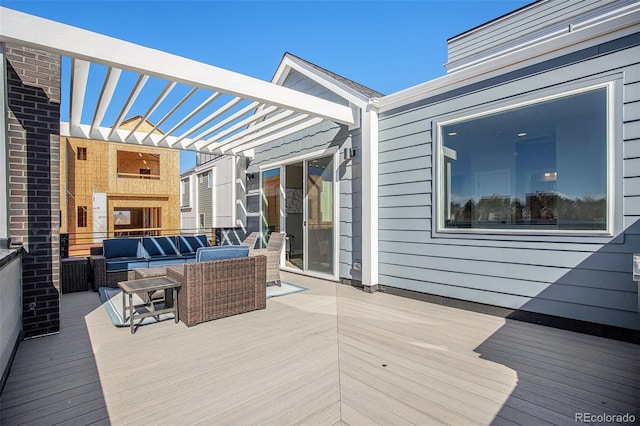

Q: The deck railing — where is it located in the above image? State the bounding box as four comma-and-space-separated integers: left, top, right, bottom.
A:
0, 249, 22, 393
60, 228, 244, 257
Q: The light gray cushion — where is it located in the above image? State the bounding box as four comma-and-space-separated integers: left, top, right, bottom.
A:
195, 246, 249, 262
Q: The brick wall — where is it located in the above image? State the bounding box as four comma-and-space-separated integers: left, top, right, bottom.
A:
5, 44, 61, 338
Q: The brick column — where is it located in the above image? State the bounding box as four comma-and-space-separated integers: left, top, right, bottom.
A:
5, 44, 61, 338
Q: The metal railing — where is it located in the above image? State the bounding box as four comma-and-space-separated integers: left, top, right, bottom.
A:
60, 227, 256, 257
61, 228, 215, 257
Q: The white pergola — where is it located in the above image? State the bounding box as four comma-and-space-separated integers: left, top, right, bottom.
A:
0, 7, 358, 157
0, 6, 378, 288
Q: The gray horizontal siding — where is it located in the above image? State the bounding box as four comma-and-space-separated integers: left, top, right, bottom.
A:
385, 39, 640, 123
197, 174, 212, 229
379, 273, 640, 330
377, 32, 640, 330
377, 259, 636, 312
624, 140, 640, 159
625, 158, 640, 177
378, 240, 634, 274
446, 0, 629, 71
624, 177, 640, 196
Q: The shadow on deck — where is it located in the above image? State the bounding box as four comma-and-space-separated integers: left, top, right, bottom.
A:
1, 272, 638, 425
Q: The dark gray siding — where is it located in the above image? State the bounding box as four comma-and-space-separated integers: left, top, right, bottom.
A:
446, 0, 634, 71
378, 34, 640, 330
246, 69, 362, 280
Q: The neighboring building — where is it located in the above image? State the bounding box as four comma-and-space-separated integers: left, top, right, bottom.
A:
60, 116, 180, 247
182, 153, 247, 244
180, 167, 198, 234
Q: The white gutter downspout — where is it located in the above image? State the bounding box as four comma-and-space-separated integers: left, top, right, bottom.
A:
361, 98, 379, 291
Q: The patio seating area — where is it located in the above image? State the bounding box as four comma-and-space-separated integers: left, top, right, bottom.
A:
1, 271, 638, 425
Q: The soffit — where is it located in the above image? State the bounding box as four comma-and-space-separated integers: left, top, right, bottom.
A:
0, 7, 357, 157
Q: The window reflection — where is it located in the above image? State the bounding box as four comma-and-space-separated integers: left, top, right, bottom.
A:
441, 87, 608, 231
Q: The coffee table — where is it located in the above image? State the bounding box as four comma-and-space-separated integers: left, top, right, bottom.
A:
118, 276, 181, 334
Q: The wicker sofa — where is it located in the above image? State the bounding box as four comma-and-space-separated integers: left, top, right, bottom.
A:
166, 250, 267, 326
90, 235, 208, 289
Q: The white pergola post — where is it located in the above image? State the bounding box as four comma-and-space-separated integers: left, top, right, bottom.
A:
361, 100, 379, 289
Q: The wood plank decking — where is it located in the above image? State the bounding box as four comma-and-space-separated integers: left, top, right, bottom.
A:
1, 271, 638, 425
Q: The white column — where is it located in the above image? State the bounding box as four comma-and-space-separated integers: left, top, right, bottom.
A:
361, 100, 379, 289
0, 43, 9, 246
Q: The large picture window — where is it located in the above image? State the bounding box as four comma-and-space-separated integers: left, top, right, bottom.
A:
439, 86, 609, 233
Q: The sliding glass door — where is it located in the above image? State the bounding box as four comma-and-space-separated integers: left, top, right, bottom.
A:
284, 162, 304, 270
262, 153, 336, 279
261, 168, 281, 242
306, 156, 334, 275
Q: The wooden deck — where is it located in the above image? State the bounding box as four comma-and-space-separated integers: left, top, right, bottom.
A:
1, 271, 638, 425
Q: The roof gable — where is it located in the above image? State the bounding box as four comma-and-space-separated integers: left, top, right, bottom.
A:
272, 53, 382, 109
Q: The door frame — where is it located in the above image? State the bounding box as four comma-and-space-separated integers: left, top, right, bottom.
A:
259, 148, 340, 281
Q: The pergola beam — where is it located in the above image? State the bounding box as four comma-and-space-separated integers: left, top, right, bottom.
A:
196, 104, 279, 150
157, 92, 220, 147
109, 74, 148, 139
172, 96, 242, 147
216, 110, 300, 153
184, 101, 262, 149
125, 81, 176, 140
91, 67, 121, 134
69, 58, 89, 131
229, 117, 324, 156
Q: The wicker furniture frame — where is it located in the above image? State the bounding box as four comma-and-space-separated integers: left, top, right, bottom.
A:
241, 232, 259, 250
250, 232, 285, 286
89, 255, 127, 290
166, 255, 266, 326
61, 257, 89, 293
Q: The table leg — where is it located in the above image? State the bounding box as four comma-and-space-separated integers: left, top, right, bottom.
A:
129, 293, 135, 334
147, 291, 155, 312
122, 291, 127, 324
174, 287, 179, 324
164, 288, 174, 309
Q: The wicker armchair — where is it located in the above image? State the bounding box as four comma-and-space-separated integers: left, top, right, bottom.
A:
241, 232, 259, 250
166, 255, 266, 326
250, 232, 286, 286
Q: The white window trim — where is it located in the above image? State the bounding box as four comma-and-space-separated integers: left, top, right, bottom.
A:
434, 81, 617, 238
181, 178, 190, 207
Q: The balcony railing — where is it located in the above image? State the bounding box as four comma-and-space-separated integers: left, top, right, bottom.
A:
116, 172, 160, 180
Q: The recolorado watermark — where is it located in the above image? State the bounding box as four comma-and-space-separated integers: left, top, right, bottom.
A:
575, 413, 636, 423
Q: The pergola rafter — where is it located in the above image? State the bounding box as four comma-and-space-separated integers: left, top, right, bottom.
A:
0, 7, 358, 157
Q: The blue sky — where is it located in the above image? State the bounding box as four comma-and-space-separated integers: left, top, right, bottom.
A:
3, 0, 531, 172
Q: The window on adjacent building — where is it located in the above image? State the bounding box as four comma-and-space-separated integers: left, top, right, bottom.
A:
199, 213, 205, 229
439, 85, 609, 233
181, 179, 190, 207
77, 206, 88, 228
116, 151, 160, 179
77, 147, 87, 160
207, 171, 213, 189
